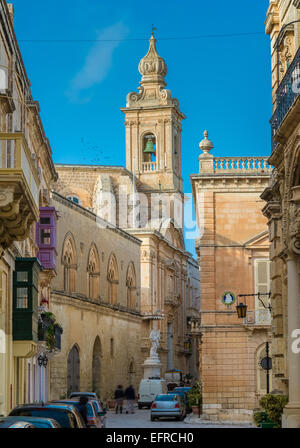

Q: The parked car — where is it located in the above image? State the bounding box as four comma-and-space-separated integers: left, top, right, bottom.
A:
69, 392, 99, 400
89, 399, 107, 428
9, 403, 86, 428
169, 387, 192, 413
0, 416, 60, 428
0, 417, 36, 428
150, 394, 186, 421
51, 398, 102, 428
138, 378, 167, 409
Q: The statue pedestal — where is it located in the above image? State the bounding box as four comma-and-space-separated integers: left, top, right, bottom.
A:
143, 355, 162, 379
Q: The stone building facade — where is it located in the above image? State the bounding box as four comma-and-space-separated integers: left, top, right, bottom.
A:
52, 34, 201, 396
262, 0, 300, 427
191, 134, 272, 422
0, 1, 57, 416
49, 192, 143, 402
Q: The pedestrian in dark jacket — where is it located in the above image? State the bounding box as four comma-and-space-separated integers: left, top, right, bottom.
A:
114, 385, 124, 414
125, 385, 136, 414
79, 395, 89, 425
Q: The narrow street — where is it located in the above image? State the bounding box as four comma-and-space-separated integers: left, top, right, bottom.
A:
106, 408, 254, 428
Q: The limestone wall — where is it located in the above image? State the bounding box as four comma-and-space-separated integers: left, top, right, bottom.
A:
50, 192, 143, 402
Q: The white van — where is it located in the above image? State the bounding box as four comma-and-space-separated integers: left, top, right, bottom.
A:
138, 378, 168, 409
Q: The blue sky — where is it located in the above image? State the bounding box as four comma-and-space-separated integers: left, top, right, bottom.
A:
12, 0, 271, 255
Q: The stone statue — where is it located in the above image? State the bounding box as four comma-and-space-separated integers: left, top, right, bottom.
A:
149, 329, 160, 358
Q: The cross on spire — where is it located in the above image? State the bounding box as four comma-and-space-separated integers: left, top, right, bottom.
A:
151, 24, 157, 37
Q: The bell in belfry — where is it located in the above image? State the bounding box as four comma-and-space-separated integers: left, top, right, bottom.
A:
144, 139, 155, 154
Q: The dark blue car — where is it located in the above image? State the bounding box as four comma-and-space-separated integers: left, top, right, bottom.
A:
168, 387, 192, 413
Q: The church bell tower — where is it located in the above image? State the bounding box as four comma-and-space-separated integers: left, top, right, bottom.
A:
121, 33, 185, 193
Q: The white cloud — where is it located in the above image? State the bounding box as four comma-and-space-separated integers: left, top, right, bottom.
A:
66, 22, 129, 102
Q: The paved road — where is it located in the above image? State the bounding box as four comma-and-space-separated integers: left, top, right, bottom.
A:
106, 408, 254, 428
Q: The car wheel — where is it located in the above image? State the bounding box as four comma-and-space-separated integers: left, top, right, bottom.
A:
138, 404, 142, 410
151, 416, 155, 421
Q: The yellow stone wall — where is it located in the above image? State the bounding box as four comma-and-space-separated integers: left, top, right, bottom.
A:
49, 192, 143, 402
191, 162, 271, 422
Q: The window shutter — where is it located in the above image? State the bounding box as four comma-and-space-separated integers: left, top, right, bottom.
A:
255, 259, 270, 309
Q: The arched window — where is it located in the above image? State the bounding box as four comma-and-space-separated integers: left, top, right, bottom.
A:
87, 244, 100, 299
62, 233, 77, 293
67, 344, 80, 395
143, 133, 156, 163
126, 262, 137, 310
107, 253, 118, 305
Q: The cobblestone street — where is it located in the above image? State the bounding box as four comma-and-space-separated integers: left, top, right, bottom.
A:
106, 408, 255, 428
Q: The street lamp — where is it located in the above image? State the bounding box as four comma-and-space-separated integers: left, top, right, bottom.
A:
236, 302, 248, 319
184, 337, 192, 353
38, 354, 48, 368
235, 292, 271, 319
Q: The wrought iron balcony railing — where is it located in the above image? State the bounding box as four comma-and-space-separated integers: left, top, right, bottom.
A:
271, 46, 300, 153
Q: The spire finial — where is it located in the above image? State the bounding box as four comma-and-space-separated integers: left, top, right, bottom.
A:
138, 27, 167, 85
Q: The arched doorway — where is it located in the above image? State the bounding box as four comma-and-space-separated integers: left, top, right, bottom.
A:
67, 345, 80, 395
92, 337, 102, 397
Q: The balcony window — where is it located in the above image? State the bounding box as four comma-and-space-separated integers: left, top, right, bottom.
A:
41, 228, 51, 245
16, 271, 28, 282
16, 287, 28, 309
13, 258, 41, 342
36, 207, 58, 271
40, 217, 50, 225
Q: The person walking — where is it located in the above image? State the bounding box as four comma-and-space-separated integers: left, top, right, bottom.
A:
79, 395, 89, 426
125, 384, 136, 414
114, 385, 124, 414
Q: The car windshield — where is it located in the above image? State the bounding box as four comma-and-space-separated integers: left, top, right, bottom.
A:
11, 409, 76, 428
155, 395, 178, 401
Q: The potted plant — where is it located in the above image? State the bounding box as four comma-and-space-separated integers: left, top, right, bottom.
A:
41, 311, 56, 326
253, 394, 288, 428
187, 381, 202, 416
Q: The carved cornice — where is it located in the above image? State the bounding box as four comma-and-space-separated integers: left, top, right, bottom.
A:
293, 0, 300, 9
0, 187, 35, 256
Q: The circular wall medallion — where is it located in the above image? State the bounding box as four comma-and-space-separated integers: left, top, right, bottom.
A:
222, 291, 236, 306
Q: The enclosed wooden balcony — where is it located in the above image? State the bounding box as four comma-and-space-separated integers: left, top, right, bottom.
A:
0, 132, 40, 253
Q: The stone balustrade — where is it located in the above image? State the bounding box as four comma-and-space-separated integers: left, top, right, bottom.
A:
213, 157, 272, 174
141, 161, 157, 172
243, 309, 272, 326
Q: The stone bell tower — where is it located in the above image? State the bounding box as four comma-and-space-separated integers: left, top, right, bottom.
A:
121, 33, 185, 193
